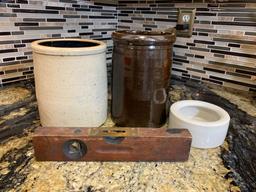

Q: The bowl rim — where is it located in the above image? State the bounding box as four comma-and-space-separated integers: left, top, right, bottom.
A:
170, 100, 230, 127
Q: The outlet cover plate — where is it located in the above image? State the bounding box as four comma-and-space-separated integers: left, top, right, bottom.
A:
176, 9, 196, 38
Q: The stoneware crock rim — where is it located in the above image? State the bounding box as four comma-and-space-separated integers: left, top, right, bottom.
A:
31, 38, 106, 56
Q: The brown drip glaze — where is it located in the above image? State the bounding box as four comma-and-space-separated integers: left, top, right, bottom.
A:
111, 30, 176, 127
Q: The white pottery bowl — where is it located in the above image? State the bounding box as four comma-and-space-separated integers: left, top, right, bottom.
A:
168, 100, 230, 148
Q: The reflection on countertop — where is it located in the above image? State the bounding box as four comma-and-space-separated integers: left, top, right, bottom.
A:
0, 78, 255, 192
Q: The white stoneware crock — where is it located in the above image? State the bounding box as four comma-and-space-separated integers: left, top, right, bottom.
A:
31, 38, 107, 127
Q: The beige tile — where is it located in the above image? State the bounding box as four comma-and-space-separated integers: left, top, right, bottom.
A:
241, 44, 256, 50
216, 16, 234, 22
223, 82, 250, 92
0, 63, 33, 71
0, 72, 23, 79
251, 76, 256, 81
245, 3, 256, 8
212, 33, 256, 41
231, 47, 256, 55
175, 3, 207, 8
187, 71, 208, 79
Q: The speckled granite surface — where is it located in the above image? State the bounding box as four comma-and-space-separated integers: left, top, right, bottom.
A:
0, 80, 255, 192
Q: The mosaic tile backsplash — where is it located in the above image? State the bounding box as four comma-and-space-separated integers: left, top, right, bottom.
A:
0, 0, 256, 92
118, 0, 256, 92
0, 0, 117, 86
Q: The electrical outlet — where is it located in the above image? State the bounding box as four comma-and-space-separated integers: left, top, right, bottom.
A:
176, 9, 196, 38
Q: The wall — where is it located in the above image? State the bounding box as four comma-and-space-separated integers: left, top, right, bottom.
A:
118, 0, 256, 92
1, 0, 256, 92
0, 0, 117, 86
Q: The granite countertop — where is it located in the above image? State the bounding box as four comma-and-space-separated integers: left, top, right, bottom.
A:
0, 79, 255, 192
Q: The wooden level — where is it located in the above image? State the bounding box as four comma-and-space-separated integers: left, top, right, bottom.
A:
33, 127, 192, 162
